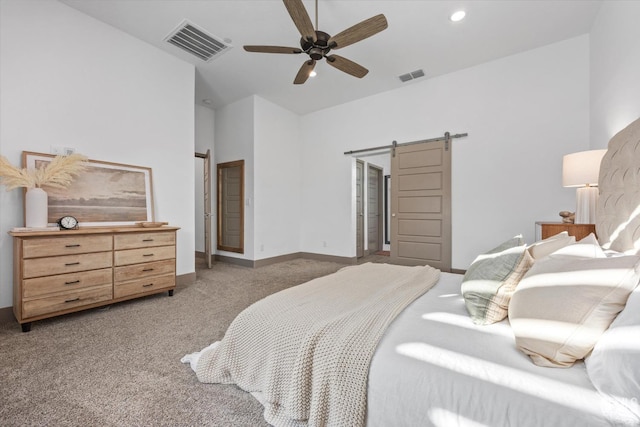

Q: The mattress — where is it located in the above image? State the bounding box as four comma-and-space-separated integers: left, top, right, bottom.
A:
366, 272, 633, 427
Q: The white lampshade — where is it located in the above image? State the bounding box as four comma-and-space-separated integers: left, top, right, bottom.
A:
562, 149, 607, 224
562, 149, 607, 187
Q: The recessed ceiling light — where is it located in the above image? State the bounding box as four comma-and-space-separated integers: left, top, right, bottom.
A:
450, 10, 466, 22
309, 70, 317, 78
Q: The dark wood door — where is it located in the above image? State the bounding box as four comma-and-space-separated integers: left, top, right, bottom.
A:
368, 165, 383, 253
356, 160, 364, 258
217, 160, 244, 253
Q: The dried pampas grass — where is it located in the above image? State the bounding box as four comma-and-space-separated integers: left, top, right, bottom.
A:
0, 156, 34, 190
0, 153, 88, 191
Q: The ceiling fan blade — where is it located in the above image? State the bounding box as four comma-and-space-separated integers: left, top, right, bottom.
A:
244, 45, 302, 54
283, 0, 317, 43
325, 54, 368, 78
328, 14, 388, 49
294, 59, 316, 85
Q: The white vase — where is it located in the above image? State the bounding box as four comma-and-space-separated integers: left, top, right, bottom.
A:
25, 187, 48, 228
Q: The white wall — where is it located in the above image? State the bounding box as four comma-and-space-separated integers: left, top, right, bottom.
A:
194, 105, 215, 253
590, 1, 640, 148
0, 0, 195, 309
214, 96, 255, 259
300, 35, 590, 269
253, 97, 301, 260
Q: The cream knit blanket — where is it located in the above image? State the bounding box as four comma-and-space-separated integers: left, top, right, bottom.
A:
193, 262, 440, 427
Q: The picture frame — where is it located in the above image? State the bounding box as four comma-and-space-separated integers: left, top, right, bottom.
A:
22, 151, 154, 227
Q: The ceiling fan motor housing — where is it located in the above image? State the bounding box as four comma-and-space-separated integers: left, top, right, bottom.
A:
301, 30, 332, 60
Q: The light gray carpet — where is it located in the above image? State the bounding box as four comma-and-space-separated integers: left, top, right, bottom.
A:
0, 256, 388, 426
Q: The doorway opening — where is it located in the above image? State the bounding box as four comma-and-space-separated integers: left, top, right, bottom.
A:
355, 155, 388, 258
195, 150, 212, 268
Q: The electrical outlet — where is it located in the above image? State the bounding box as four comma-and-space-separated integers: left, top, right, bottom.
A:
50, 146, 75, 155
50, 145, 64, 155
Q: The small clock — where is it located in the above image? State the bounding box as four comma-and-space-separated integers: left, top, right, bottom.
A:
58, 215, 79, 230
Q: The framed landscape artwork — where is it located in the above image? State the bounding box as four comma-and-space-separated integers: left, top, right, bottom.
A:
22, 151, 154, 226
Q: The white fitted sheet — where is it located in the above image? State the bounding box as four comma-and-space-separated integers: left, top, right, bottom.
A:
366, 272, 637, 427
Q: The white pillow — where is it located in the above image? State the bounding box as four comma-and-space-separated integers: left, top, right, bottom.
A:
509, 236, 640, 367
586, 283, 640, 418
550, 233, 605, 258
527, 231, 575, 260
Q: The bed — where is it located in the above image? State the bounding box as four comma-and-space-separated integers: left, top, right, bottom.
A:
183, 117, 640, 427
367, 270, 639, 426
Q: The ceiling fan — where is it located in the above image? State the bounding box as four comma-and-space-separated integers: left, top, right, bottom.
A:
244, 0, 388, 85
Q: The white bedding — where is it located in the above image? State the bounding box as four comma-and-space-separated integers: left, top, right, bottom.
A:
367, 272, 637, 427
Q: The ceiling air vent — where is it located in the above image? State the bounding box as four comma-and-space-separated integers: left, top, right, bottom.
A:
165, 20, 231, 62
398, 69, 425, 83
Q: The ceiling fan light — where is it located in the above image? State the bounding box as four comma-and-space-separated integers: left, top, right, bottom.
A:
309, 70, 317, 77
450, 10, 466, 22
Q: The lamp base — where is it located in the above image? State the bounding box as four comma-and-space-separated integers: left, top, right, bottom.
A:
575, 186, 598, 224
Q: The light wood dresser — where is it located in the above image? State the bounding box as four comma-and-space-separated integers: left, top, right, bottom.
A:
10, 226, 179, 332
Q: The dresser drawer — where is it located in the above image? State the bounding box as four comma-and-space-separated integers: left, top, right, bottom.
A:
22, 284, 113, 319
23, 251, 113, 279
23, 268, 112, 298
114, 274, 175, 299
23, 235, 112, 258
114, 245, 175, 266
114, 232, 175, 250
114, 259, 175, 283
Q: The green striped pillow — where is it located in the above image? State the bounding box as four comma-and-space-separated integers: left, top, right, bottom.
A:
461, 235, 533, 325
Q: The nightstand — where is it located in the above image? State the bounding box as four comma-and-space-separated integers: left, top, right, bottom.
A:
535, 222, 596, 241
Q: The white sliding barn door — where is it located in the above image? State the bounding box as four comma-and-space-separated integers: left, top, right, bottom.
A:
391, 140, 451, 271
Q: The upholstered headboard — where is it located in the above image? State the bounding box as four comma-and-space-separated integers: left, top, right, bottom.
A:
597, 117, 640, 253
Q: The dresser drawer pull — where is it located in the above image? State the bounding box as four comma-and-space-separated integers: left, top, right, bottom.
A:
65, 280, 81, 285
142, 283, 154, 288
142, 268, 154, 272
65, 244, 81, 248
65, 262, 80, 266
142, 239, 154, 242
65, 297, 80, 303
143, 253, 154, 257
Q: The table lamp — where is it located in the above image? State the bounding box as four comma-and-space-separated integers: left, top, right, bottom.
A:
562, 149, 607, 224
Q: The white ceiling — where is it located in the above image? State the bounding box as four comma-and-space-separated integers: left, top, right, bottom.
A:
60, 0, 602, 115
